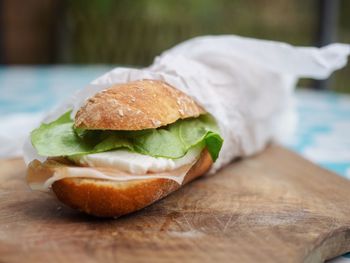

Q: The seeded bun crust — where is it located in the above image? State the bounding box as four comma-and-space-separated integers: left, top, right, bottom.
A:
75, 79, 205, 130
28, 79, 212, 217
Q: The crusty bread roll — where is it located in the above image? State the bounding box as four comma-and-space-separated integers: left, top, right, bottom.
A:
28, 79, 213, 217
75, 79, 205, 130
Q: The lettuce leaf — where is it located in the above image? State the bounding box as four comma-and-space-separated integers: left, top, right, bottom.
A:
31, 111, 223, 161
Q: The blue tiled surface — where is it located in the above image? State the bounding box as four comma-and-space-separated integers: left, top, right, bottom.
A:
0, 66, 112, 114
285, 89, 350, 179
1, 66, 349, 261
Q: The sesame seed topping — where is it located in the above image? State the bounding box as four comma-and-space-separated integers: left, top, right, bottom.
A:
152, 119, 161, 126
118, 109, 124, 116
137, 86, 144, 91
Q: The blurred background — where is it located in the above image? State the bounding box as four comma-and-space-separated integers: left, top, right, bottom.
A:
1, 0, 349, 92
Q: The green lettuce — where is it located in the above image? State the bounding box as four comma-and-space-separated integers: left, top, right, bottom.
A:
31, 111, 223, 161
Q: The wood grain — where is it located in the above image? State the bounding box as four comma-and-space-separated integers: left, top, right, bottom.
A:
0, 145, 350, 263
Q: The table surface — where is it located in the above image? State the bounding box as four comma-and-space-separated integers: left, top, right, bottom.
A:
0, 66, 349, 262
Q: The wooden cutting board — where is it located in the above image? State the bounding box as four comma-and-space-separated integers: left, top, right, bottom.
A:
1, 145, 350, 263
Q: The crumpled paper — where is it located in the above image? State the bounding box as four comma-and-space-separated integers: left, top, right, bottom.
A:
24, 35, 350, 173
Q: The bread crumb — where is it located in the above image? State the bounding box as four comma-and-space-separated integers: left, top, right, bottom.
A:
118, 109, 124, 116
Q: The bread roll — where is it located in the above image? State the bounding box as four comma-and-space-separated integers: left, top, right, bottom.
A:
27, 79, 213, 217
75, 79, 205, 130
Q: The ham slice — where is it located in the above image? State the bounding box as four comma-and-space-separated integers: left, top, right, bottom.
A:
27, 158, 196, 192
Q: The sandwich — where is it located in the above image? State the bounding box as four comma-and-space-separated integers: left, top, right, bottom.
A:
27, 79, 223, 217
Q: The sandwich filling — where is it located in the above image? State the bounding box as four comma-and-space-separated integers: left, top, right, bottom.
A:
29, 111, 223, 190
71, 145, 203, 174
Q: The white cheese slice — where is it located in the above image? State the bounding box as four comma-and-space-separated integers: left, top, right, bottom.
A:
71, 145, 203, 174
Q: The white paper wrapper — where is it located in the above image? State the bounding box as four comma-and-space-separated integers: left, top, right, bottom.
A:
24, 35, 350, 175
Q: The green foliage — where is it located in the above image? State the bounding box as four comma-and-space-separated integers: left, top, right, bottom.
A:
62, 0, 349, 92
